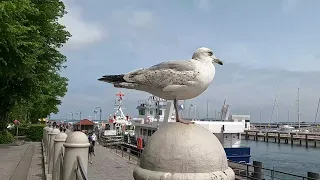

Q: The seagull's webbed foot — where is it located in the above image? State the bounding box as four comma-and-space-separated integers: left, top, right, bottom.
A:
176, 118, 195, 125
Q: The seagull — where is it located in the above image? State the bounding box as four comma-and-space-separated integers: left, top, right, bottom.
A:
98, 47, 223, 124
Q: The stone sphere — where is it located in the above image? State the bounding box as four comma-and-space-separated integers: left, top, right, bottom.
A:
55, 132, 68, 140
49, 128, 60, 135
47, 127, 53, 132
139, 123, 228, 173
64, 131, 89, 145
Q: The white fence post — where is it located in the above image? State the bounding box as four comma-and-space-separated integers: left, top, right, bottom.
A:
52, 132, 67, 180
46, 127, 53, 160
43, 127, 49, 154
63, 131, 90, 180
48, 128, 60, 174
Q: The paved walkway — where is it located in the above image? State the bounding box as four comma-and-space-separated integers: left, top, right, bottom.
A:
0, 142, 44, 180
87, 143, 137, 180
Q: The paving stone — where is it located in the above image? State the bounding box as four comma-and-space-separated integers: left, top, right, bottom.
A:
87, 144, 137, 180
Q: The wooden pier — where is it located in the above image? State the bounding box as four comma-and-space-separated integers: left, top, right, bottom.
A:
243, 130, 320, 147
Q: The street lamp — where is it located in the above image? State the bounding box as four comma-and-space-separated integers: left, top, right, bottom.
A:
69, 112, 74, 121
65, 113, 68, 121
94, 107, 102, 122
76, 110, 82, 130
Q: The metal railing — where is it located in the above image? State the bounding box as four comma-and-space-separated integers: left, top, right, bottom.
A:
75, 155, 88, 180
59, 147, 64, 180
228, 160, 319, 180
108, 143, 142, 164
102, 138, 319, 180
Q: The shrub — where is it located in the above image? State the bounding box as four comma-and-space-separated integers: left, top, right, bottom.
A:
26, 124, 45, 141
9, 124, 45, 142
0, 130, 14, 144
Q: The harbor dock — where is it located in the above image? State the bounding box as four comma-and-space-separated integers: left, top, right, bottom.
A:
87, 144, 135, 180
243, 130, 320, 147
40, 127, 320, 180
97, 135, 320, 180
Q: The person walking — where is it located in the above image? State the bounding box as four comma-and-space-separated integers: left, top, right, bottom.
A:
88, 134, 95, 164
91, 133, 97, 146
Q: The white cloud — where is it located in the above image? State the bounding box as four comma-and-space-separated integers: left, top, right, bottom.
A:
127, 11, 154, 29
281, 0, 300, 12
59, 0, 106, 49
193, 0, 211, 11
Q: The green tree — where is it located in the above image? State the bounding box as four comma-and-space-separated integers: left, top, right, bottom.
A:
0, 0, 71, 130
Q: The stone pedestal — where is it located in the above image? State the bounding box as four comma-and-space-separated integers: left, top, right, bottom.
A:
48, 128, 60, 174
46, 127, 53, 159
133, 123, 235, 180
52, 132, 67, 180
63, 131, 90, 180
43, 127, 49, 152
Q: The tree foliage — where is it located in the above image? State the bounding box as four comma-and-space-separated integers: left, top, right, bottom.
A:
0, 0, 71, 128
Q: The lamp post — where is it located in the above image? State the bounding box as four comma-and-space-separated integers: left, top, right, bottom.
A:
65, 113, 68, 121
94, 107, 102, 122
69, 112, 74, 121
76, 110, 82, 131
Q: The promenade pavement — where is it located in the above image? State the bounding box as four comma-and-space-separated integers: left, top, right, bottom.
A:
87, 143, 136, 180
0, 142, 44, 180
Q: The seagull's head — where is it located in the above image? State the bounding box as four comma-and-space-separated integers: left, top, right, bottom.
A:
192, 47, 223, 65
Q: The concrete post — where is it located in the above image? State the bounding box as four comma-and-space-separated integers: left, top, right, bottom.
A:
308, 172, 320, 180
52, 132, 67, 180
133, 123, 235, 180
253, 161, 263, 180
43, 127, 49, 153
48, 128, 60, 174
46, 127, 53, 160
305, 134, 308, 147
63, 131, 90, 180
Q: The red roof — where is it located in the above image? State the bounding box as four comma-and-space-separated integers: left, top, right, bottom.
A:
75, 119, 94, 126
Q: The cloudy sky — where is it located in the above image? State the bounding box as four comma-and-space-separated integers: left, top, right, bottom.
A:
53, 0, 320, 123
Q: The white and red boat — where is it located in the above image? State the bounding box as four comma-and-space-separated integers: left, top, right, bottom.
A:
104, 92, 135, 136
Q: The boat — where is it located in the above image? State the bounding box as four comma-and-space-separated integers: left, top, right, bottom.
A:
131, 96, 251, 163
103, 92, 135, 136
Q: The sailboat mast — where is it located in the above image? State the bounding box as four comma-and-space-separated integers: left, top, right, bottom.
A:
314, 97, 320, 125
206, 100, 209, 119
297, 87, 300, 129
270, 86, 279, 124
287, 110, 290, 124
259, 110, 262, 129
276, 95, 279, 124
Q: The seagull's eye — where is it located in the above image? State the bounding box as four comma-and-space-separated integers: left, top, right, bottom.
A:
208, 52, 213, 56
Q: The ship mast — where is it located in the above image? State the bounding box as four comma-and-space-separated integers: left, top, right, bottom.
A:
114, 92, 126, 119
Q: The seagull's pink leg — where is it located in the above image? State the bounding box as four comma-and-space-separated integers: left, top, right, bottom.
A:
174, 99, 195, 125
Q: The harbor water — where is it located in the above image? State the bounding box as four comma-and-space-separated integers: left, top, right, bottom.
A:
241, 140, 320, 177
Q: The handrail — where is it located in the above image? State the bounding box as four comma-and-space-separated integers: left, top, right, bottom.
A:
76, 155, 88, 180
100, 135, 319, 180
227, 160, 316, 180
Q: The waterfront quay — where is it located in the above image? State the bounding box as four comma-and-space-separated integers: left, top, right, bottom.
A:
42, 126, 320, 180
242, 130, 320, 147
98, 135, 320, 180
87, 144, 135, 180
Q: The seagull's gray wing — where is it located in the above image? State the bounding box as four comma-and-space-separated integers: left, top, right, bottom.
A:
148, 60, 195, 71
123, 60, 198, 89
